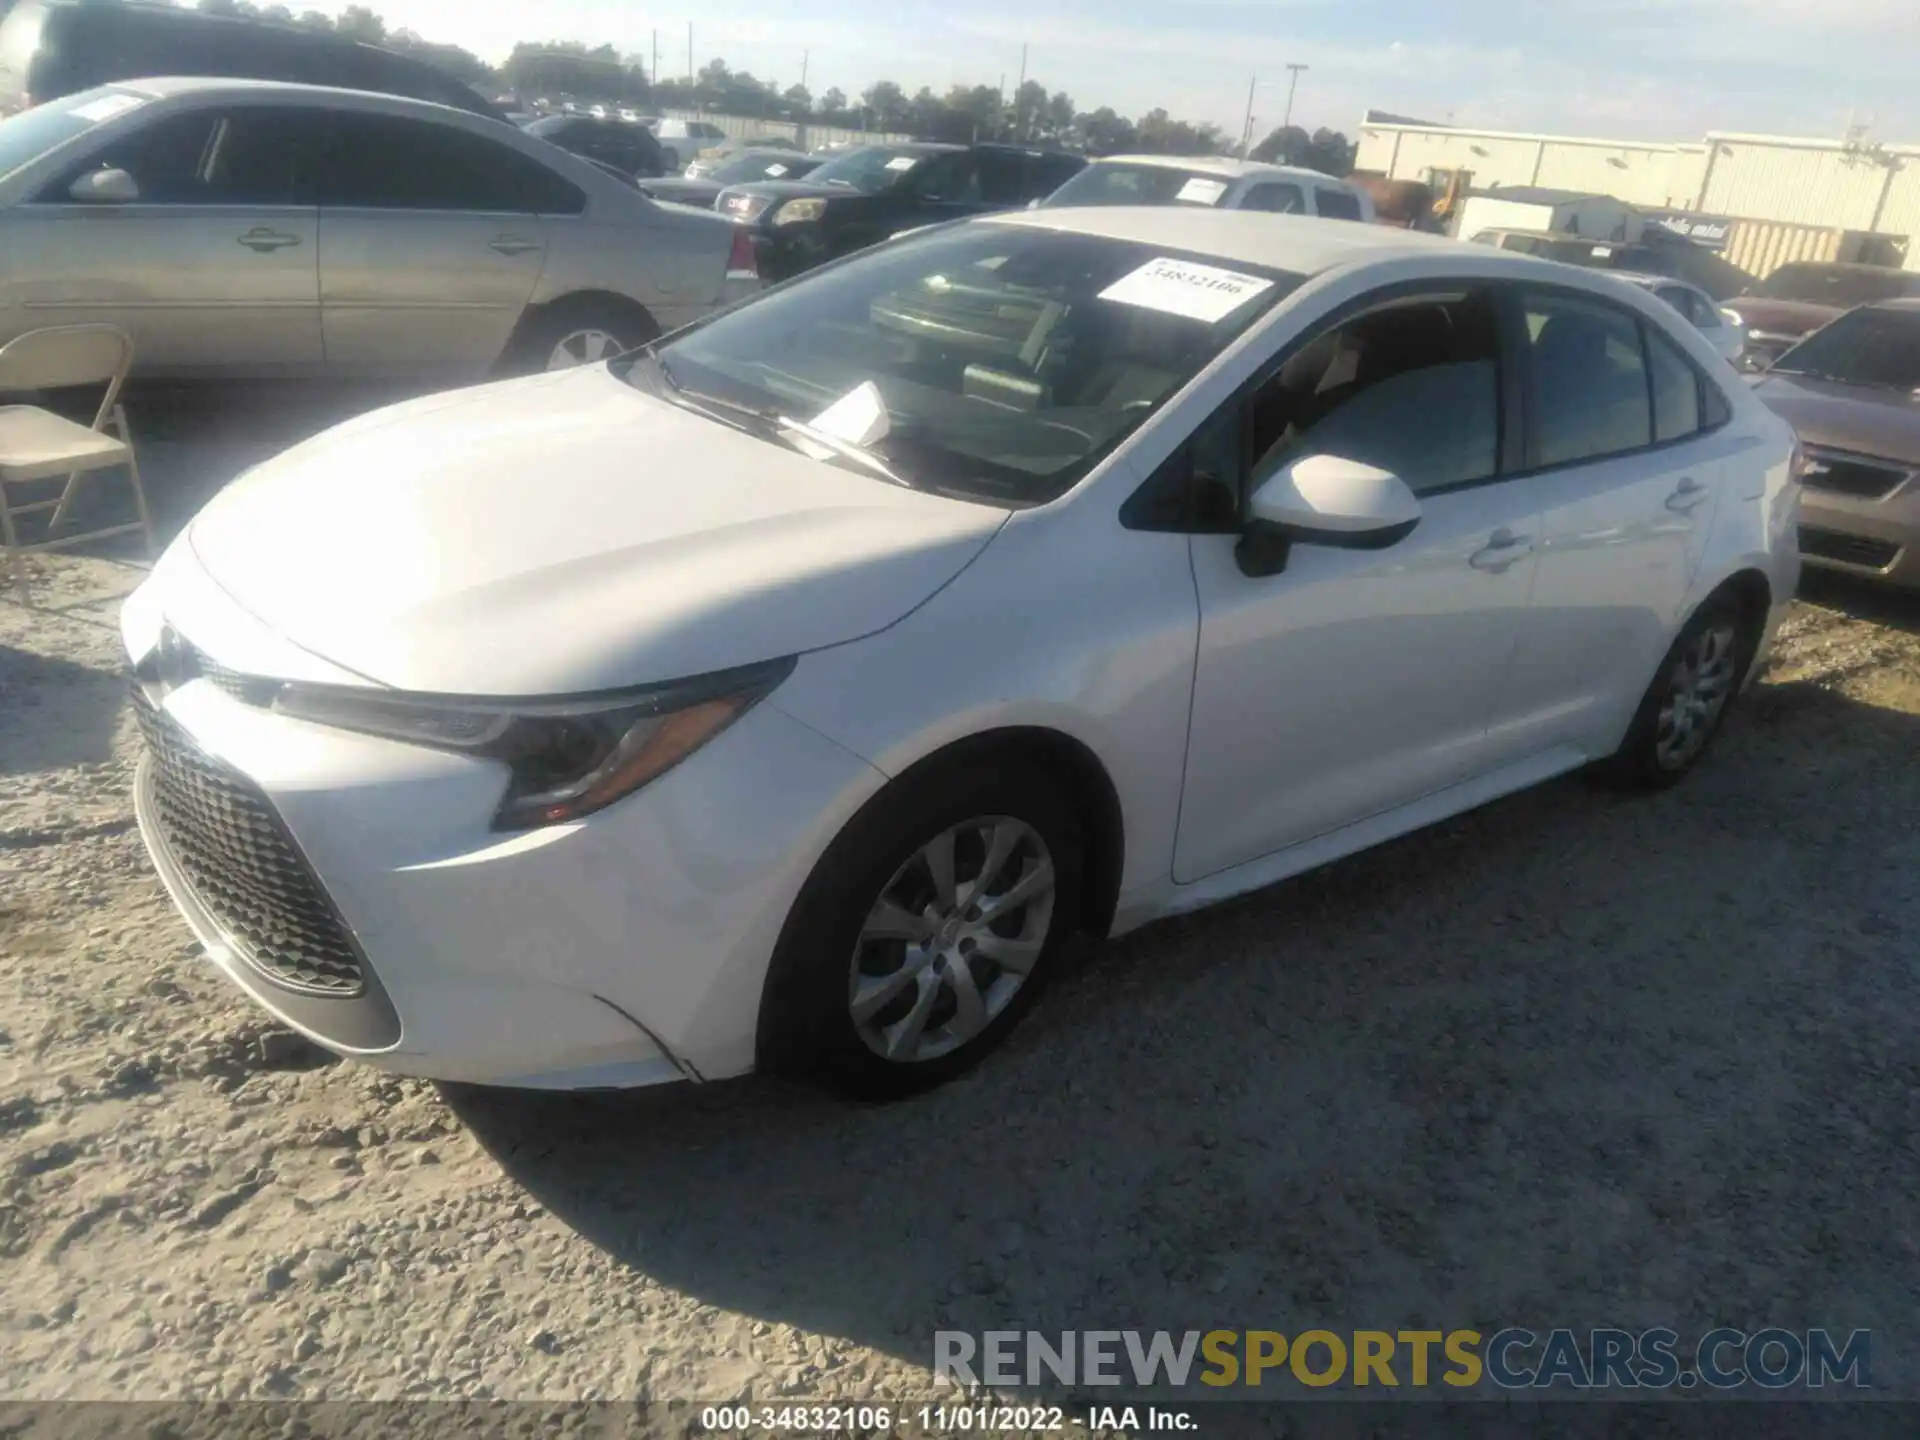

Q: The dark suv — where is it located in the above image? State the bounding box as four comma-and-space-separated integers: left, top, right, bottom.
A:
0, 0, 503, 120
716, 141, 1086, 281
522, 114, 666, 179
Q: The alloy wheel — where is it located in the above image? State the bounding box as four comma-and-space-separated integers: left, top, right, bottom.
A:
848, 816, 1057, 1064
545, 328, 624, 370
1655, 619, 1739, 770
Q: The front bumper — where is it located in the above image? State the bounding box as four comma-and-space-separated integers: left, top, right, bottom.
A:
1797, 477, 1920, 588
748, 227, 831, 283
122, 563, 887, 1090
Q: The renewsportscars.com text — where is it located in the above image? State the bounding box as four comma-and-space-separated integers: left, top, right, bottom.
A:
934, 1327, 1871, 1391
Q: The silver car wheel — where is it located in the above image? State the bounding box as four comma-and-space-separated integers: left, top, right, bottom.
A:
546, 328, 623, 370
849, 816, 1057, 1064
1655, 618, 1738, 769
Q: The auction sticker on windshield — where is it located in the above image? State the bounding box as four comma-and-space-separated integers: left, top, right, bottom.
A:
1175, 177, 1230, 206
1099, 256, 1275, 323
885, 156, 918, 171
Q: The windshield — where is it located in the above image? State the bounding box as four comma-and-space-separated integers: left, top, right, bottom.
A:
804, 145, 932, 193
1044, 164, 1228, 209
714, 152, 812, 184
628, 223, 1302, 506
0, 87, 145, 181
1771, 307, 1920, 390
1752, 264, 1920, 307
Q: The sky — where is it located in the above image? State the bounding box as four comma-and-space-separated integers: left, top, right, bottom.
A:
337, 0, 1920, 145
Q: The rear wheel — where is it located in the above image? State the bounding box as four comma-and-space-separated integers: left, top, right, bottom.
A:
759, 760, 1084, 1099
1599, 594, 1755, 789
503, 299, 658, 376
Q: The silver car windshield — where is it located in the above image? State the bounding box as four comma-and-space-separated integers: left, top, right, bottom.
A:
0, 88, 148, 182
628, 224, 1303, 506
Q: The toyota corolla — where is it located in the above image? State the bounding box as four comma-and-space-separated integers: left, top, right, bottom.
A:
124, 209, 1802, 1098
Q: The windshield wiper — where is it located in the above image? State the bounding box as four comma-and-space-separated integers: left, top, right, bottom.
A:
640, 353, 916, 487
773, 416, 909, 486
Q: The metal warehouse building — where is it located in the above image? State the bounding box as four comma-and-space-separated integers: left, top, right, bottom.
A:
1355, 112, 1920, 272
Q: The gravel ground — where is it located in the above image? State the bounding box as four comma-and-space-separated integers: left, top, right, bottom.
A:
2, 387, 1919, 1407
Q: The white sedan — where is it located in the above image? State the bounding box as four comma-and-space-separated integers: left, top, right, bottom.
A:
1613, 272, 1747, 366
123, 209, 1802, 1099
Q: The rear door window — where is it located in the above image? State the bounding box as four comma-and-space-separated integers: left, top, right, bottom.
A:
1312, 186, 1364, 220
322, 111, 584, 214
1240, 182, 1305, 213
1647, 327, 1702, 442
1522, 292, 1654, 466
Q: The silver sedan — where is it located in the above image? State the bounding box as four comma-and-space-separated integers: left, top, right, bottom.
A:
0, 78, 759, 379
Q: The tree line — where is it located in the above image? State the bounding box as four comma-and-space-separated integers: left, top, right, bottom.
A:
189, 0, 1358, 173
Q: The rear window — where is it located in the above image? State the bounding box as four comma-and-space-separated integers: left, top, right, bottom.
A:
637, 224, 1304, 507
0, 86, 146, 181
1044, 163, 1231, 209
1313, 186, 1364, 221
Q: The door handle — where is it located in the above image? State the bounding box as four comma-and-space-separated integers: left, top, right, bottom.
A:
488, 236, 543, 256
236, 226, 301, 252
1469, 528, 1534, 572
1665, 476, 1711, 513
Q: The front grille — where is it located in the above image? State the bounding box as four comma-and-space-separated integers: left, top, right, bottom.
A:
1802, 449, 1910, 501
132, 687, 366, 996
1798, 525, 1900, 570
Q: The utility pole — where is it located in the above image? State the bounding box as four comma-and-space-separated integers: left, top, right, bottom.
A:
1281, 62, 1308, 132
1239, 75, 1257, 158
800, 50, 809, 93
650, 29, 657, 93
687, 23, 694, 86
1016, 43, 1027, 138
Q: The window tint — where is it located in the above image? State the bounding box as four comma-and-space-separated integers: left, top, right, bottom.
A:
909, 150, 979, 203
1251, 293, 1500, 496
1030, 153, 1086, 194
973, 148, 1026, 205
323, 113, 583, 214
1148, 290, 1501, 520
1524, 293, 1652, 466
1313, 186, 1363, 220
1647, 327, 1701, 443
1240, 182, 1305, 214
1689, 292, 1723, 328
41, 107, 320, 204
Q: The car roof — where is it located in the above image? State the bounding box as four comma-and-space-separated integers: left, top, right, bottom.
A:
1091, 154, 1345, 186
990, 206, 1473, 273
97, 74, 496, 117
1612, 271, 1691, 289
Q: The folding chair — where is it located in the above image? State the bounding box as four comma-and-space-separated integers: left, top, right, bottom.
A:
0, 324, 154, 604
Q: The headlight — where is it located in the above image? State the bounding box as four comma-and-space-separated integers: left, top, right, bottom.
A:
266, 658, 794, 830
772, 198, 827, 226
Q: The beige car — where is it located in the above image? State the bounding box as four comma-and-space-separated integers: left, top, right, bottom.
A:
0, 78, 760, 379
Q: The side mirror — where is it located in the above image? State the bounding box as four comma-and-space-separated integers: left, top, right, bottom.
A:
1238, 453, 1421, 577
69, 167, 138, 203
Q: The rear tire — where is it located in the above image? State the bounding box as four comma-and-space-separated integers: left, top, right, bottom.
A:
502, 299, 658, 376
758, 759, 1085, 1100
1597, 593, 1756, 790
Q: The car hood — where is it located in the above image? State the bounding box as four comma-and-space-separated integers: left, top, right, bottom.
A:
1753, 372, 1920, 468
721, 178, 847, 204
186, 367, 1007, 696
643, 177, 725, 206
1727, 297, 1840, 336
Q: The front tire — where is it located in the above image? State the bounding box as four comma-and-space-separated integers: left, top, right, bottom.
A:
1599, 594, 1754, 790
759, 760, 1085, 1100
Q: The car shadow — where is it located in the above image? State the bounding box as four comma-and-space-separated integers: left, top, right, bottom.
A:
1798, 568, 1920, 637
0, 642, 132, 780
447, 677, 1920, 1389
